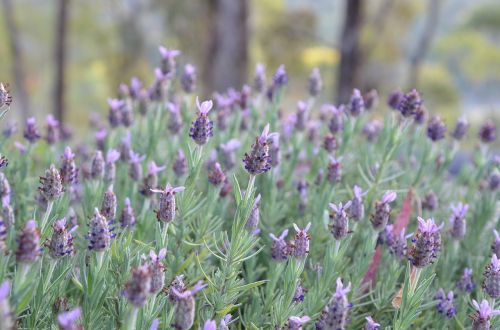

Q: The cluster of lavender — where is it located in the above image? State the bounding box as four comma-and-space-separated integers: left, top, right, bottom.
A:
0, 42, 498, 330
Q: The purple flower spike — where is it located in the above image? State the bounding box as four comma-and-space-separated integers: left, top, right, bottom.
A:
148, 248, 167, 294
39, 164, 63, 202
397, 89, 422, 117
0, 280, 13, 328
16, 220, 40, 264
427, 116, 447, 142
158, 46, 181, 77
291, 223, 311, 258
451, 116, 469, 140
203, 320, 217, 330
449, 202, 469, 240
48, 218, 76, 258
88, 208, 112, 252
329, 201, 352, 240
45, 114, 60, 144
288, 315, 311, 330
483, 254, 500, 299
479, 120, 497, 143
172, 281, 206, 330
272, 64, 288, 87
327, 156, 342, 183
351, 185, 365, 221
23, 117, 41, 143
181, 63, 197, 94
254, 63, 266, 93
435, 289, 457, 318
364, 316, 381, 330
150, 319, 159, 330
316, 278, 351, 330
387, 90, 403, 110
91, 150, 105, 180
58, 307, 81, 330
104, 149, 120, 183
100, 185, 117, 221
408, 217, 442, 268
151, 183, 185, 222
120, 198, 136, 228
128, 151, 146, 181
457, 268, 476, 293
208, 162, 226, 186
471, 299, 500, 330
309, 67, 322, 96
60, 146, 78, 186
243, 124, 277, 175
123, 264, 152, 307
348, 88, 365, 116
189, 97, 214, 145
269, 229, 289, 261
220, 314, 232, 330
371, 191, 397, 231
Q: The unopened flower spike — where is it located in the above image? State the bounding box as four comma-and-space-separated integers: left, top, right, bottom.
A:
449, 202, 469, 240
45, 114, 60, 144
149, 248, 167, 294
123, 264, 152, 307
291, 223, 311, 258
88, 208, 112, 252
270, 229, 289, 261
471, 299, 500, 330
172, 280, 207, 330
60, 146, 78, 186
483, 254, 500, 299
16, 220, 41, 264
189, 97, 214, 145
47, 218, 76, 258
408, 217, 442, 268
152, 183, 185, 223
329, 201, 352, 240
316, 278, 351, 330
39, 164, 63, 202
370, 191, 397, 231
243, 123, 278, 175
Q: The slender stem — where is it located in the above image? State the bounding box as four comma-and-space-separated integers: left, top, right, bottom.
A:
161, 223, 169, 247
334, 240, 341, 256
16, 263, 31, 288
96, 251, 105, 272
125, 307, 139, 330
40, 200, 54, 233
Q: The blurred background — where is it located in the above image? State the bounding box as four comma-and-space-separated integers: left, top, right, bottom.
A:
0, 0, 499, 136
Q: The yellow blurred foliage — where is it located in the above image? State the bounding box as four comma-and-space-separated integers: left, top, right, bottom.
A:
300, 46, 339, 68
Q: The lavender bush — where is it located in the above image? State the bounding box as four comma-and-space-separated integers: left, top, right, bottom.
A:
0, 46, 499, 330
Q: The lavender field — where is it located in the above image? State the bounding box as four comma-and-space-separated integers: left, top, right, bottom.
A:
0, 44, 499, 330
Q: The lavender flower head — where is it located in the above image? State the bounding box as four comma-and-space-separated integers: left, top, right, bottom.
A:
348, 88, 365, 116
269, 229, 289, 261
128, 151, 146, 181
471, 299, 500, 330
370, 191, 397, 231
46, 114, 60, 144
478, 120, 497, 143
291, 223, 311, 258
451, 116, 469, 140
104, 149, 121, 183
364, 316, 380, 330
422, 191, 439, 211
95, 128, 107, 150
295, 101, 308, 131
435, 289, 457, 318
173, 150, 188, 176
427, 116, 447, 142
140, 161, 166, 197
149, 248, 167, 294
23, 117, 41, 143
203, 320, 217, 330
408, 217, 442, 268
88, 208, 112, 252
48, 218, 76, 258
245, 194, 261, 233
363, 119, 383, 142
329, 201, 352, 240
151, 183, 185, 223
60, 146, 78, 186
317, 278, 351, 330
189, 98, 214, 145
57, 307, 82, 330
387, 90, 403, 110
208, 162, 226, 186
457, 268, 476, 293
364, 89, 379, 110
107, 98, 124, 128
16, 220, 40, 263
0, 281, 14, 330
123, 264, 152, 307
492, 230, 500, 258
397, 89, 422, 117
90, 150, 105, 180
489, 170, 500, 191
449, 202, 469, 240
308, 67, 322, 96
254, 63, 266, 93
39, 164, 63, 202
326, 105, 345, 134
158, 46, 181, 76
100, 185, 117, 220
272, 64, 288, 88
167, 102, 183, 134
483, 254, 500, 299
327, 156, 342, 183
172, 281, 207, 330
243, 124, 278, 175
120, 133, 132, 161
287, 316, 311, 330
120, 198, 136, 228
323, 133, 337, 153
181, 64, 196, 93
350, 185, 365, 221
219, 139, 241, 169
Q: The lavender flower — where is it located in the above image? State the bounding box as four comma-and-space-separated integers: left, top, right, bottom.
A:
149, 68, 168, 101
457, 268, 476, 293
148, 248, 167, 294
449, 202, 469, 240
408, 217, 442, 268
397, 89, 422, 117
422, 191, 439, 211
483, 254, 500, 299
95, 128, 107, 150
90, 150, 105, 180
137, 89, 150, 116
219, 139, 241, 170
254, 63, 266, 93
172, 281, 207, 330
370, 191, 397, 231
295, 101, 308, 131
151, 183, 185, 223
308, 67, 322, 96
348, 88, 365, 116
243, 124, 278, 175
387, 90, 403, 110
293, 283, 306, 303
107, 98, 124, 127
60, 147, 78, 186
435, 289, 457, 318
129, 77, 142, 99
39, 164, 63, 202
272, 65, 288, 88
128, 151, 146, 181
88, 208, 112, 252
414, 106, 427, 125
123, 264, 152, 307
100, 185, 117, 220
208, 162, 226, 186
323, 133, 337, 153
327, 156, 342, 183
270, 229, 289, 261
167, 102, 183, 135
104, 149, 121, 184
479, 120, 497, 143
0, 281, 14, 330
23, 117, 41, 143
0, 83, 12, 108
287, 316, 311, 330
451, 116, 469, 140
0, 172, 11, 205
140, 161, 166, 197
327, 105, 344, 134
492, 230, 500, 258
220, 314, 232, 330
47, 218, 76, 258
471, 299, 500, 330
158, 46, 180, 77
16, 220, 40, 263
181, 64, 196, 93
364, 89, 379, 110
291, 223, 311, 258
427, 116, 447, 142
121, 102, 134, 127
489, 170, 500, 191
316, 278, 351, 330
329, 201, 352, 240
297, 179, 308, 215
364, 316, 380, 330
167, 275, 187, 303
189, 98, 214, 145
120, 198, 136, 228
245, 194, 261, 233
350, 185, 365, 221
203, 320, 217, 330
173, 150, 188, 176
46, 114, 60, 144
57, 307, 82, 330
120, 133, 132, 162
363, 119, 383, 142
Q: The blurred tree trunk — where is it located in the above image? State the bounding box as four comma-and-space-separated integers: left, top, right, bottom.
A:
337, 0, 364, 104
203, 0, 249, 93
2, 0, 31, 119
408, 0, 442, 88
54, 0, 69, 123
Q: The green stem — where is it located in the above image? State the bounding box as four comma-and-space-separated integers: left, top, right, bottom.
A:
96, 251, 105, 272
40, 200, 54, 233
125, 307, 139, 330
